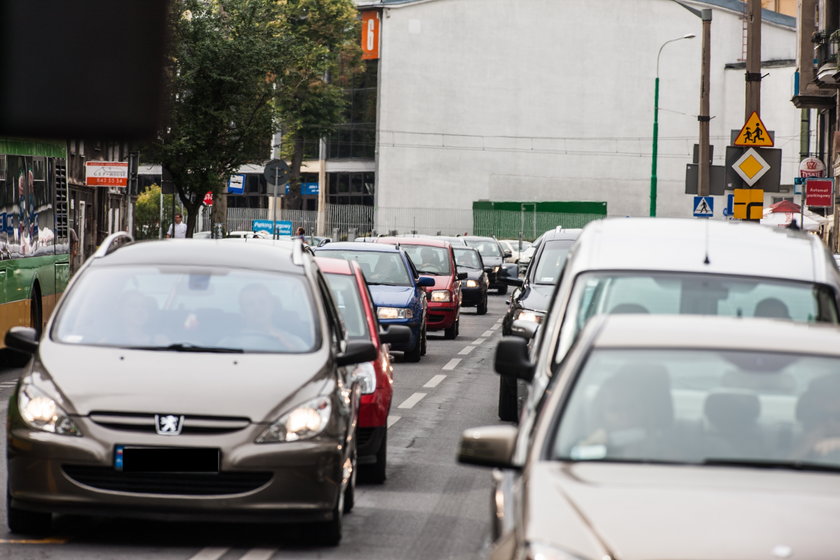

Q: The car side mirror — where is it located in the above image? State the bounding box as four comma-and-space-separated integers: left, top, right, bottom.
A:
510, 319, 539, 340
495, 337, 535, 382
457, 272, 468, 281
380, 325, 411, 345
417, 276, 435, 287
503, 251, 512, 258
337, 340, 377, 367
5, 326, 39, 355
457, 425, 519, 469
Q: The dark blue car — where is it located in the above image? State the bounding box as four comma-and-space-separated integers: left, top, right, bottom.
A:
314, 242, 433, 362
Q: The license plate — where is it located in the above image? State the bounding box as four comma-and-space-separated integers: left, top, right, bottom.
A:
114, 446, 220, 473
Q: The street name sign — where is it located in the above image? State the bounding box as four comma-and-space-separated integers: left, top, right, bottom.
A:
805, 178, 833, 207
734, 112, 774, 147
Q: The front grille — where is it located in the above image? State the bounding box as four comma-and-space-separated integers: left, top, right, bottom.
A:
88, 412, 251, 434
63, 465, 272, 495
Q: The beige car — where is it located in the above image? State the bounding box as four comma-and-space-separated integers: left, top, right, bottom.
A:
5, 234, 375, 545
461, 314, 840, 559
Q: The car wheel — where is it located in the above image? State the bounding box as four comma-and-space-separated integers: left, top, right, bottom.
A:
313, 498, 343, 546
498, 375, 518, 422
420, 323, 427, 356
444, 318, 458, 340
368, 430, 387, 484
6, 490, 51, 535
497, 284, 508, 295
477, 295, 488, 315
404, 333, 422, 363
342, 445, 357, 514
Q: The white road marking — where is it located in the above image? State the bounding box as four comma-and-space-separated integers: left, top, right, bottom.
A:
442, 358, 461, 370
423, 374, 447, 388
458, 345, 476, 356
387, 415, 401, 428
490, 324, 501, 331
398, 392, 427, 409
240, 549, 277, 560
473, 337, 488, 345
189, 548, 230, 560
482, 330, 495, 338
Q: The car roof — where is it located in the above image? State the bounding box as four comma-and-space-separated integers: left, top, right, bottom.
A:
539, 227, 583, 242
316, 241, 402, 253
588, 313, 840, 357
436, 236, 469, 246
376, 237, 451, 248
568, 218, 833, 283
94, 239, 305, 274
315, 255, 354, 275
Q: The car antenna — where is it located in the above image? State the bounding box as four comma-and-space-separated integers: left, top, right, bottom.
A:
703, 220, 711, 265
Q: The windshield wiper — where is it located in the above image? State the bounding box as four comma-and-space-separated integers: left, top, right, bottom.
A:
702, 458, 840, 473
146, 343, 244, 353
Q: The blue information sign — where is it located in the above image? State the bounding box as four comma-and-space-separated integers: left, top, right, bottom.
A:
283, 182, 319, 196
251, 219, 293, 236
227, 174, 246, 194
693, 196, 714, 218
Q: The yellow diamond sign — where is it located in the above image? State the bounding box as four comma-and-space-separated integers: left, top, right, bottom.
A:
732, 148, 770, 187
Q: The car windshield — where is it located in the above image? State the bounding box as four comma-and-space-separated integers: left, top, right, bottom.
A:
324, 273, 369, 340
552, 348, 840, 470
318, 250, 412, 286
556, 272, 840, 361
454, 248, 482, 269
531, 240, 575, 284
464, 239, 501, 257
401, 245, 451, 275
53, 266, 319, 353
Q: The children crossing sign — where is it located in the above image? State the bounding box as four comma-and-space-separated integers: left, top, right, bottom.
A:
734, 112, 773, 147
693, 196, 713, 218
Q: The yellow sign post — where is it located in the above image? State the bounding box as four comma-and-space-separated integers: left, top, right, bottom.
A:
733, 188, 764, 220
734, 112, 773, 147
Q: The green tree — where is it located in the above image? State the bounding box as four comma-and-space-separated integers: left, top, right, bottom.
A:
143, 0, 280, 235
274, 0, 362, 210
135, 184, 185, 240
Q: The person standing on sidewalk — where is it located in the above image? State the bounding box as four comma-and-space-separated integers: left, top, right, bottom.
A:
166, 214, 187, 239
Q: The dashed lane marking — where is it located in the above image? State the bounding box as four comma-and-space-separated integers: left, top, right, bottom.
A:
482, 330, 495, 338
490, 324, 501, 331
458, 345, 476, 356
442, 358, 461, 370
398, 392, 427, 409
189, 547, 230, 560
473, 338, 488, 345
423, 374, 447, 388
387, 415, 401, 428
240, 548, 277, 560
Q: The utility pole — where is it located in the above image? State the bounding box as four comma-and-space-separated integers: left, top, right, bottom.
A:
745, 0, 761, 118
698, 9, 712, 197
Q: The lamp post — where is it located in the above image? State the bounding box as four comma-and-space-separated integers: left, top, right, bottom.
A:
650, 33, 695, 217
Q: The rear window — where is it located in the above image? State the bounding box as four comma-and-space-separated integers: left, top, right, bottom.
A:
53, 266, 319, 353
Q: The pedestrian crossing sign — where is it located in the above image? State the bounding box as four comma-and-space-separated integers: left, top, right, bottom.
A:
693, 196, 713, 218
734, 112, 773, 147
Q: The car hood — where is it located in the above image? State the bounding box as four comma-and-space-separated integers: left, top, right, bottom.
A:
421, 275, 451, 291
526, 462, 840, 560
369, 284, 415, 307
517, 283, 554, 313
36, 342, 330, 421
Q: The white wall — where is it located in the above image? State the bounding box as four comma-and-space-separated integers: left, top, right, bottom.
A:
374, 0, 798, 233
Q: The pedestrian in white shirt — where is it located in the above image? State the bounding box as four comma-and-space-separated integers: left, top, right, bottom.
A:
166, 213, 187, 238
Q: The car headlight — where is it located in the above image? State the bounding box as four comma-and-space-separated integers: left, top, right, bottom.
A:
515, 309, 545, 324
378, 307, 413, 320
525, 542, 589, 560
430, 290, 451, 302
256, 396, 332, 443
466, 279, 479, 288
17, 382, 81, 436
353, 362, 377, 395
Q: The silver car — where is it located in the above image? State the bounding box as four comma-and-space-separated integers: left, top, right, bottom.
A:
5, 234, 375, 545
462, 314, 840, 558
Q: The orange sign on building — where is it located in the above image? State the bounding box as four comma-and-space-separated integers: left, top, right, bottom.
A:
361, 11, 380, 60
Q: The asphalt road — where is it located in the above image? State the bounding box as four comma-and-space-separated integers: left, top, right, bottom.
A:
0, 294, 510, 560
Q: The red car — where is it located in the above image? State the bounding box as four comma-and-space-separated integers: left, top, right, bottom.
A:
376, 238, 466, 339
316, 256, 409, 483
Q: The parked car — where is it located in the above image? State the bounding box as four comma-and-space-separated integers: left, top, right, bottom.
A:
462, 314, 840, 558
5, 234, 375, 544
314, 242, 433, 362
461, 236, 517, 294
225, 230, 272, 239
453, 246, 489, 315
316, 257, 410, 483
498, 227, 581, 420
376, 237, 465, 339
508, 217, 840, 424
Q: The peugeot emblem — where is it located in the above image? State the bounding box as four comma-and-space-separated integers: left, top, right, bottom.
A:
155, 414, 184, 435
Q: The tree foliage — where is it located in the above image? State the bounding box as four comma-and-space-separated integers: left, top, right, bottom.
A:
135, 184, 185, 240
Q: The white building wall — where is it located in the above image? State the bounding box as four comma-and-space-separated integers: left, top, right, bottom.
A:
374, 0, 798, 233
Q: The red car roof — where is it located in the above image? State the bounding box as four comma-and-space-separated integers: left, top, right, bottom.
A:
314, 255, 354, 275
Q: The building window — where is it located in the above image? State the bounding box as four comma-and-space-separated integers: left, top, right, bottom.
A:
328, 172, 374, 206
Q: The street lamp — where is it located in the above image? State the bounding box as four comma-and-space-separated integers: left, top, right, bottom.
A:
650, 33, 695, 217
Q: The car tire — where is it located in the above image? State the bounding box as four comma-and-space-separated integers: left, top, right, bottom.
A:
498, 375, 518, 422
369, 430, 387, 484
314, 499, 343, 546
497, 284, 508, 295
404, 333, 422, 363
444, 318, 458, 340
6, 491, 51, 535
477, 295, 488, 315
342, 445, 357, 514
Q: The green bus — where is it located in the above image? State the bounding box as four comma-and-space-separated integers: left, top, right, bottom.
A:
0, 138, 70, 339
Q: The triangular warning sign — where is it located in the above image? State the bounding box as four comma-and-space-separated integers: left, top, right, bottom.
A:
734, 112, 773, 147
